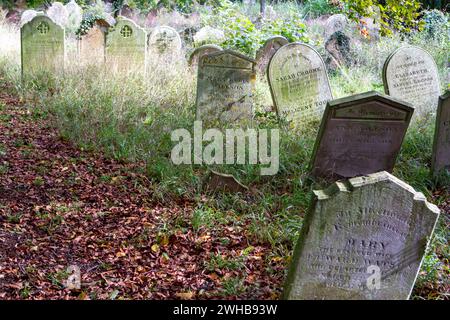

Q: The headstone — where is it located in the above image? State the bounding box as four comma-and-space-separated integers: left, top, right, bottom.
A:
325, 31, 352, 70
432, 91, 450, 176
148, 26, 182, 55
47, 2, 69, 28
188, 44, 222, 68
255, 36, 288, 75
196, 50, 256, 126
105, 17, 147, 73
324, 14, 348, 38
267, 43, 333, 124
310, 91, 414, 181
383, 46, 441, 117
65, 0, 83, 34
21, 14, 65, 77
284, 171, 440, 300
193, 26, 225, 45
78, 20, 109, 65
205, 170, 249, 193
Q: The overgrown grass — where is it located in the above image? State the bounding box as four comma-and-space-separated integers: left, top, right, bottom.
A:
0, 4, 448, 299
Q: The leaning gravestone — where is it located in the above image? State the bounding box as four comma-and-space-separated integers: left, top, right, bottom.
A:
284, 171, 440, 300
148, 26, 182, 55
78, 19, 110, 65
310, 91, 413, 181
196, 50, 256, 126
268, 43, 333, 125
105, 16, 147, 73
324, 14, 348, 38
255, 36, 288, 75
383, 46, 441, 117
188, 44, 222, 68
21, 14, 65, 77
432, 91, 450, 176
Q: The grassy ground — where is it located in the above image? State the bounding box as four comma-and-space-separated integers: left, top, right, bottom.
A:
0, 4, 449, 299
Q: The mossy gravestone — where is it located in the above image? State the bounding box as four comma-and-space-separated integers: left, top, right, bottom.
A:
310, 91, 413, 181
432, 91, 450, 176
196, 50, 256, 126
255, 36, 288, 75
21, 14, 65, 77
284, 171, 440, 300
188, 44, 222, 69
383, 46, 441, 118
267, 43, 332, 125
105, 17, 147, 73
148, 26, 182, 56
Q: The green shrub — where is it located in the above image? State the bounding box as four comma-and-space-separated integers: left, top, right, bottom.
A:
421, 9, 449, 41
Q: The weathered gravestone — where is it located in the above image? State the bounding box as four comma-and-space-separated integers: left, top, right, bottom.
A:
196, 50, 256, 126
284, 171, 440, 300
78, 19, 110, 65
383, 46, 441, 117
148, 26, 182, 55
324, 14, 348, 38
255, 36, 288, 75
188, 44, 222, 68
310, 91, 413, 181
325, 31, 352, 70
21, 14, 65, 77
105, 17, 147, 73
432, 91, 450, 176
267, 43, 333, 125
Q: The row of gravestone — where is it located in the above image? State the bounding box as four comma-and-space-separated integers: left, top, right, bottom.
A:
194, 44, 448, 178
21, 14, 182, 76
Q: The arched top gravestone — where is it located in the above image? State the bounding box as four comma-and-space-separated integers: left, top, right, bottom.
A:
383, 46, 441, 118
78, 19, 110, 65
148, 26, 182, 55
284, 171, 440, 300
255, 35, 288, 75
105, 16, 147, 73
267, 42, 333, 125
188, 44, 222, 68
310, 91, 414, 181
195, 50, 256, 126
431, 91, 450, 176
21, 14, 65, 77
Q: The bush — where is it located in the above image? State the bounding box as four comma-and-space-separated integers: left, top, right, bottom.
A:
421, 9, 449, 41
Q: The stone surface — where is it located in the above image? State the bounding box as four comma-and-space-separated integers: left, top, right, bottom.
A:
78, 20, 109, 65
432, 91, 450, 176
196, 50, 256, 126
47, 2, 69, 28
324, 14, 348, 38
20, 10, 38, 27
148, 25, 182, 55
188, 44, 222, 68
105, 16, 147, 73
205, 170, 249, 193
383, 46, 441, 117
310, 91, 413, 181
325, 31, 351, 70
284, 171, 440, 300
255, 36, 288, 75
21, 14, 65, 77
267, 43, 333, 125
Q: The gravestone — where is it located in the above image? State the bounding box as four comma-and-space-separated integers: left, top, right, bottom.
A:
383, 46, 441, 117
255, 36, 288, 75
21, 14, 65, 77
310, 91, 414, 181
284, 171, 440, 300
325, 31, 352, 70
188, 44, 222, 68
267, 43, 333, 125
432, 91, 450, 176
78, 20, 110, 65
105, 17, 147, 73
196, 50, 256, 126
324, 14, 348, 38
148, 26, 182, 55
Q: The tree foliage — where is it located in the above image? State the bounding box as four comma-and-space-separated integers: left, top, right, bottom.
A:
343, 0, 425, 36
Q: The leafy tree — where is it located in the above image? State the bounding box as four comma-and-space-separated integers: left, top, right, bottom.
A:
343, 0, 425, 36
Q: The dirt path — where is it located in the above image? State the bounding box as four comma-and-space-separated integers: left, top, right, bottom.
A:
0, 92, 283, 299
